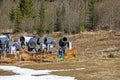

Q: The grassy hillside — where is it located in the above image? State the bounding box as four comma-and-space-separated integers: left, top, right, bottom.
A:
0, 31, 120, 80
70, 31, 120, 58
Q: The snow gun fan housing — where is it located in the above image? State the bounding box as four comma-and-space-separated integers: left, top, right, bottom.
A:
44, 37, 56, 52
0, 35, 9, 44
37, 38, 45, 51
44, 37, 56, 47
0, 35, 9, 53
59, 37, 68, 47
27, 38, 37, 51
6, 40, 21, 53
19, 36, 25, 47
59, 37, 72, 50
37, 37, 56, 52
19, 36, 37, 52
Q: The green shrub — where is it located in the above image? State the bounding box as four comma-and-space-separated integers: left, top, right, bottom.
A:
108, 54, 115, 58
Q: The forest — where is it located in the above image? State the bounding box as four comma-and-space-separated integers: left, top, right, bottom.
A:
0, 0, 120, 36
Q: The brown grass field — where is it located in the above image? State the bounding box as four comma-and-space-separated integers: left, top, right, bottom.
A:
0, 31, 120, 80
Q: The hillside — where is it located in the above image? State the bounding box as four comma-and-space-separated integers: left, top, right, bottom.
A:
0, 31, 120, 80
70, 31, 120, 58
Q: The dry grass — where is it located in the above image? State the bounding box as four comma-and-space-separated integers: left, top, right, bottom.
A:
0, 58, 120, 80
51, 58, 120, 80
0, 31, 120, 80
70, 31, 120, 58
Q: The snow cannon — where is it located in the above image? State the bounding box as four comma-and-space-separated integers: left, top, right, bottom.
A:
57, 37, 72, 59
44, 37, 56, 47
57, 37, 78, 61
59, 37, 68, 47
44, 37, 56, 52
0, 35, 9, 53
6, 40, 21, 53
14, 42, 21, 51
37, 37, 56, 52
19, 36, 25, 47
0, 35, 9, 44
27, 37, 37, 52
37, 38, 46, 51
19, 36, 37, 52
2, 32, 10, 39
59, 37, 72, 50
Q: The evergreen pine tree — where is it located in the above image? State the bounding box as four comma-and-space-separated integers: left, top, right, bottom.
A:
54, 7, 62, 32
54, 6, 65, 32
10, 9, 23, 33
37, 1, 46, 36
87, 0, 98, 31
19, 0, 35, 18
10, 9, 15, 21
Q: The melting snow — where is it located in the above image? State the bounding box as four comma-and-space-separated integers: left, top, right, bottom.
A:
0, 66, 85, 80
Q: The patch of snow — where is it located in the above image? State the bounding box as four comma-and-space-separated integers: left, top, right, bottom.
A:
0, 66, 85, 80
0, 75, 74, 80
0, 66, 51, 75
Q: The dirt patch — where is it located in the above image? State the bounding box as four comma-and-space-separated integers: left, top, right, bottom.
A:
0, 69, 16, 76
